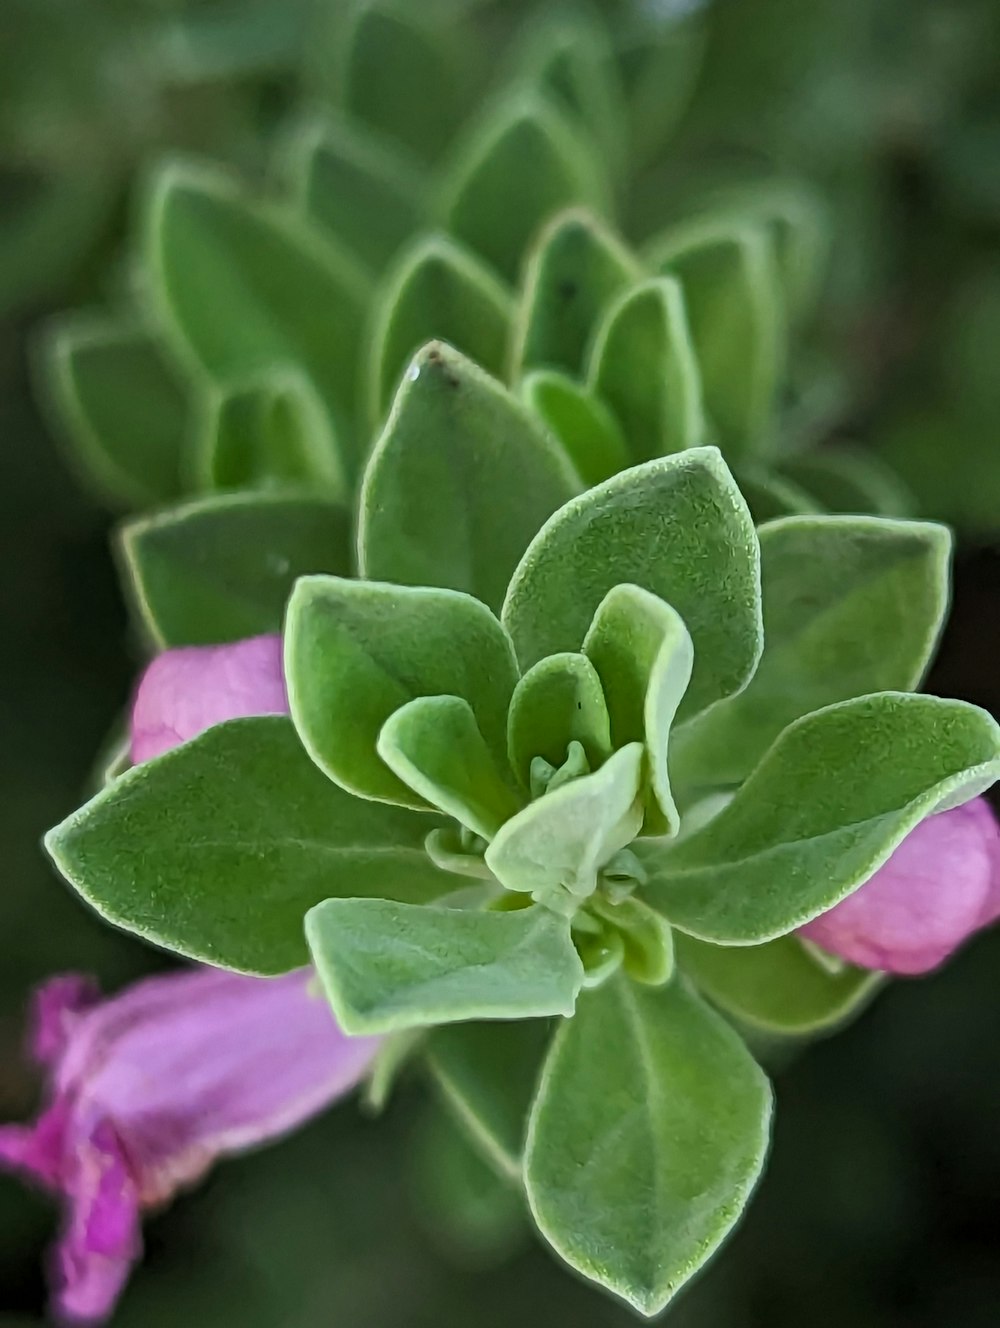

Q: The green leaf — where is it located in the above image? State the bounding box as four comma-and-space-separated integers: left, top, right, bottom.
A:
377, 696, 523, 839
584, 585, 693, 835
674, 933, 881, 1035
284, 113, 425, 273
502, 448, 762, 722
648, 220, 785, 456
410, 1105, 526, 1265
120, 492, 351, 647
521, 370, 629, 486
735, 464, 820, 524
685, 181, 829, 321
485, 743, 644, 904
590, 895, 675, 987
197, 366, 346, 498
341, 2, 468, 163
779, 448, 914, 519
425, 827, 496, 882
639, 694, 1000, 944
285, 575, 519, 806
512, 209, 639, 379
305, 898, 585, 1034
364, 1029, 426, 1112
513, 10, 626, 169
41, 313, 187, 508
622, 20, 706, 169
441, 93, 608, 283
359, 341, 579, 614
153, 0, 308, 79
671, 515, 952, 788
525, 976, 771, 1315
743, 182, 828, 321
45, 717, 457, 974
425, 1019, 552, 1177
588, 277, 705, 463
369, 237, 513, 420
507, 652, 612, 790
146, 160, 370, 473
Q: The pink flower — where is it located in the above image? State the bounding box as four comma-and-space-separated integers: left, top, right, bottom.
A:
0, 637, 378, 1321
0, 968, 378, 1322
799, 797, 1000, 975
130, 634, 287, 764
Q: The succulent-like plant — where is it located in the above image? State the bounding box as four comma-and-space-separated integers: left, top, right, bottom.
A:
45, 343, 1000, 1313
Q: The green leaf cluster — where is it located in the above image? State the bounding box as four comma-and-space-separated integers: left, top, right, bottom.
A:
37, 0, 871, 546
46, 346, 1000, 1312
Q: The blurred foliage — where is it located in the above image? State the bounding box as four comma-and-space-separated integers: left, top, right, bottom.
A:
2, 0, 1000, 1321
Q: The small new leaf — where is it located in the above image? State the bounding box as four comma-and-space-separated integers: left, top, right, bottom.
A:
485, 743, 644, 902
507, 652, 612, 790
378, 696, 523, 840
502, 447, 762, 722
584, 585, 693, 835
285, 575, 519, 806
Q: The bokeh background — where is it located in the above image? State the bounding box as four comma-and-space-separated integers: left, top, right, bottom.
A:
2, 0, 999, 1322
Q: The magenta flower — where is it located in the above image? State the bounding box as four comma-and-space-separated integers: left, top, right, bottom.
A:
130, 633, 286, 763
799, 797, 1000, 975
0, 636, 378, 1321
0, 967, 378, 1322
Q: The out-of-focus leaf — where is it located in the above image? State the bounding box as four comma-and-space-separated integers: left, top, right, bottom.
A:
283, 114, 425, 273
146, 159, 371, 473
442, 94, 609, 283
120, 492, 351, 647
369, 239, 513, 420
513, 208, 639, 379
42, 314, 188, 509
341, 2, 470, 163
197, 366, 347, 498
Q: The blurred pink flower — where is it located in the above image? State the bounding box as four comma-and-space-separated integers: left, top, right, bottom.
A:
0, 636, 377, 1321
130, 633, 286, 763
0, 967, 378, 1322
799, 797, 1000, 975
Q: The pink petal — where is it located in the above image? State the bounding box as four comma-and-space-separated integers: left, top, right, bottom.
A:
53, 1118, 141, 1325
799, 797, 1000, 975
60, 967, 379, 1206
30, 975, 102, 1067
130, 635, 287, 764
0, 1099, 72, 1190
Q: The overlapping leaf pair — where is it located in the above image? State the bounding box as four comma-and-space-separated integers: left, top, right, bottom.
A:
45, 340, 1000, 1314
